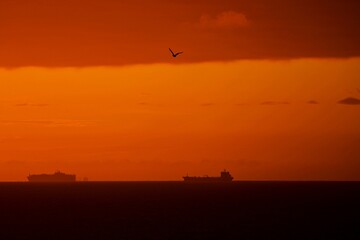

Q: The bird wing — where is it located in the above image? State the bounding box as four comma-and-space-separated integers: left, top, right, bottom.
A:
175, 52, 183, 56
169, 48, 175, 55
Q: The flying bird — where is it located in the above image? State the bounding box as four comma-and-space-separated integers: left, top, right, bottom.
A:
169, 48, 183, 58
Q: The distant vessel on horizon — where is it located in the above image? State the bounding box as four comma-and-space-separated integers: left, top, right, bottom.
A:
27, 171, 76, 182
183, 170, 233, 182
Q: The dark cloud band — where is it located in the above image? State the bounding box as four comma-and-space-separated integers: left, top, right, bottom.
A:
0, 0, 360, 67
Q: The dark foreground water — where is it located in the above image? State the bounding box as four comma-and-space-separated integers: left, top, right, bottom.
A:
0, 181, 359, 240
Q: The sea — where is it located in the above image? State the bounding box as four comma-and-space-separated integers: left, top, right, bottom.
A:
0, 181, 359, 240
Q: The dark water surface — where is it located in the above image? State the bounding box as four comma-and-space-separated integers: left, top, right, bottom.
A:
0, 181, 359, 239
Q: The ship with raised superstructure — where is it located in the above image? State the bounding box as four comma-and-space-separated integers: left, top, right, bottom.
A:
27, 171, 76, 182
183, 170, 233, 182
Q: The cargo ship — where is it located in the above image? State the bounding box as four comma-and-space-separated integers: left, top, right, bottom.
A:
183, 170, 233, 182
27, 171, 76, 182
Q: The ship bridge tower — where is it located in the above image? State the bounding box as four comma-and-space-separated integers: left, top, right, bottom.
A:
221, 169, 233, 180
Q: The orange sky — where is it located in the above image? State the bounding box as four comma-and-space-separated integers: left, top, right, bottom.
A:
1, 59, 360, 181
1, 1, 360, 181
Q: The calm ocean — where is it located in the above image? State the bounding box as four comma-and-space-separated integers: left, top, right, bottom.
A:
0, 181, 359, 239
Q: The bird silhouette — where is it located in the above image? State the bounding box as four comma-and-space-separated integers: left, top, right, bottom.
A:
169, 48, 183, 58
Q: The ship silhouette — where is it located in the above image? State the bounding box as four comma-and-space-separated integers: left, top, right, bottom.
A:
27, 171, 76, 182
183, 170, 233, 182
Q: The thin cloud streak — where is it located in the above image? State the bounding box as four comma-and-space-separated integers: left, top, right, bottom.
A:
0, 119, 97, 127
199, 11, 249, 29
261, 101, 290, 106
14, 103, 50, 107
338, 97, 360, 105
200, 103, 215, 107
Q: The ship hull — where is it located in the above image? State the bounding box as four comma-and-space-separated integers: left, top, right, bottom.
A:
183, 177, 233, 182
183, 170, 233, 182
28, 174, 76, 182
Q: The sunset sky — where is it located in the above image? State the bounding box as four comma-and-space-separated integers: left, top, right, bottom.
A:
1, 0, 360, 181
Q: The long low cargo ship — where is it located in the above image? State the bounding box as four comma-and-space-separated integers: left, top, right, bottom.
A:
183, 170, 233, 182
27, 171, 76, 182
